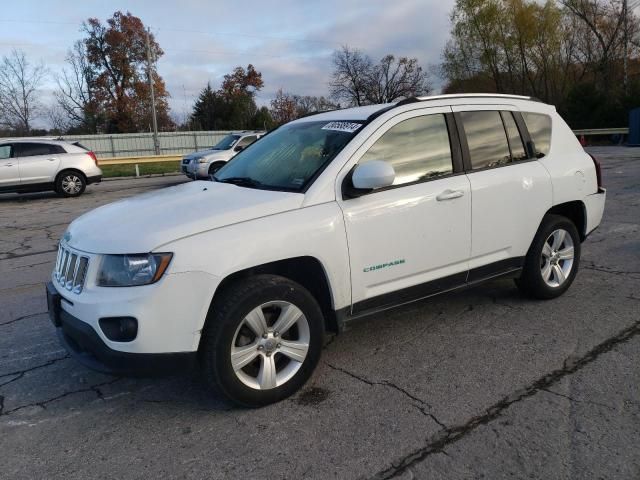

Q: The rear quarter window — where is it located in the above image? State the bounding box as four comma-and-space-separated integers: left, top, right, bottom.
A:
522, 112, 552, 158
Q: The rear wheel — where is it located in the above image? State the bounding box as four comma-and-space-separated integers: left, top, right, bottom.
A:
55, 171, 86, 197
200, 275, 324, 407
516, 214, 581, 299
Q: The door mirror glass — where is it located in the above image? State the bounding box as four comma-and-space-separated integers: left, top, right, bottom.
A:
352, 160, 395, 190
233, 145, 244, 152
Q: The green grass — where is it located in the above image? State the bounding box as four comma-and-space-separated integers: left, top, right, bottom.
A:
100, 161, 182, 178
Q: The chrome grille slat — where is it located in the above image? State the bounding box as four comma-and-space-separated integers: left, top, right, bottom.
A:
54, 244, 90, 294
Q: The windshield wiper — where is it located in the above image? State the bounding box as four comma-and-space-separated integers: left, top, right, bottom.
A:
215, 176, 264, 189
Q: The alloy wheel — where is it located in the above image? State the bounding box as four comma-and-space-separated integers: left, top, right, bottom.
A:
230, 301, 310, 390
540, 228, 574, 288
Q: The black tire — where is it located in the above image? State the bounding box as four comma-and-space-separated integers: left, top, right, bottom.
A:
199, 274, 324, 407
55, 170, 86, 197
516, 214, 581, 299
208, 161, 226, 180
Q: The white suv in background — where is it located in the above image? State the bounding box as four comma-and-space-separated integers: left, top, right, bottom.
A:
181, 131, 264, 180
0, 139, 102, 197
47, 94, 605, 407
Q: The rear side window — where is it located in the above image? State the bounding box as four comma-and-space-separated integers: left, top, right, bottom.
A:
501, 112, 528, 161
459, 111, 511, 169
0, 145, 12, 159
360, 114, 453, 186
522, 112, 552, 158
15, 143, 65, 157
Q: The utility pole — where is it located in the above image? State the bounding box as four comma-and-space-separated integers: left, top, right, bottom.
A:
146, 28, 160, 155
623, 0, 629, 95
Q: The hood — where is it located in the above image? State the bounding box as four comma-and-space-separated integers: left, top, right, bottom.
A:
183, 148, 230, 160
65, 181, 304, 254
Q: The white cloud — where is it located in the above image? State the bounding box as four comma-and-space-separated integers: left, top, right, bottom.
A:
0, 0, 455, 127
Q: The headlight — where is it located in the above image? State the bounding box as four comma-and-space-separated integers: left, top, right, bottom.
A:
196, 157, 209, 164
96, 253, 173, 287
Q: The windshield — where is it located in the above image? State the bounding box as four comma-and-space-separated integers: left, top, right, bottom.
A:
211, 134, 240, 150
214, 120, 363, 191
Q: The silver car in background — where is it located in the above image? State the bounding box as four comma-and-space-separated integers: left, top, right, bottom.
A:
0, 139, 102, 197
181, 131, 265, 180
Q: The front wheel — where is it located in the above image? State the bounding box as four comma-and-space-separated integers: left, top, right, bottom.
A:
516, 214, 581, 299
199, 275, 324, 407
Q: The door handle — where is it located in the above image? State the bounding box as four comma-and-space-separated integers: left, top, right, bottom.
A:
436, 189, 464, 201
3, 163, 14, 167
48, 158, 57, 162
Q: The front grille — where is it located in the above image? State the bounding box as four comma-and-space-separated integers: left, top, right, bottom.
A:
54, 244, 89, 294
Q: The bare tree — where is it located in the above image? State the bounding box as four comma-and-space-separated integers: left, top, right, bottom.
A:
561, 0, 629, 88
329, 46, 431, 106
365, 55, 431, 104
54, 40, 99, 133
329, 46, 373, 106
0, 49, 47, 133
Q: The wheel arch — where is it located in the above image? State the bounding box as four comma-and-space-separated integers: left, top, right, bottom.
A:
205, 256, 339, 336
545, 200, 587, 241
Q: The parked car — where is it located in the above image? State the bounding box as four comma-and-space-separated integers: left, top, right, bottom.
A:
0, 139, 102, 197
47, 94, 605, 407
181, 131, 265, 180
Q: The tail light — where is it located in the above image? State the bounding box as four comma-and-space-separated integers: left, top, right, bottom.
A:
587, 153, 603, 190
88, 151, 99, 166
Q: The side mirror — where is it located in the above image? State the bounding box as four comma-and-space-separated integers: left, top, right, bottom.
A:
352, 160, 395, 190
234, 145, 244, 152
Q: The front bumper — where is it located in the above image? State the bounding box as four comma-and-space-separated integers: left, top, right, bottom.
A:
181, 160, 209, 179
47, 282, 196, 376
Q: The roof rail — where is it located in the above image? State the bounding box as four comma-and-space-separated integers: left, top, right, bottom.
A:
413, 93, 542, 103
297, 109, 339, 119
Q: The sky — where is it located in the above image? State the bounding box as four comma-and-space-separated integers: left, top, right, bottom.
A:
0, 0, 456, 128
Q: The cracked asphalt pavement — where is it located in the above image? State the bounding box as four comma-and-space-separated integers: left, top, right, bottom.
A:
1, 151, 639, 479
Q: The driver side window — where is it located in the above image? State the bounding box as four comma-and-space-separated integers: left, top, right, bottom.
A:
360, 114, 453, 186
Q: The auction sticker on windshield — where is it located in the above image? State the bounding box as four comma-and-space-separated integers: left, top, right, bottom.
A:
321, 121, 362, 133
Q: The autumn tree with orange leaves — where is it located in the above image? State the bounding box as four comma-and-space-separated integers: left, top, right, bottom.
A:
80, 11, 173, 133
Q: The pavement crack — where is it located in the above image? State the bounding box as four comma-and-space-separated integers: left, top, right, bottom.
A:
0, 355, 70, 383
0, 377, 121, 416
541, 388, 616, 411
325, 363, 446, 428
582, 264, 640, 277
370, 318, 640, 480
0, 281, 45, 293
0, 248, 57, 261
0, 311, 47, 327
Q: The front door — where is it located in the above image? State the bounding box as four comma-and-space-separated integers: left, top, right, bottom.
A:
0, 144, 19, 188
338, 108, 472, 315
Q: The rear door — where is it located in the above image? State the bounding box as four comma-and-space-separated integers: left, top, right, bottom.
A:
15, 143, 63, 185
0, 144, 19, 187
452, 106, 552, 277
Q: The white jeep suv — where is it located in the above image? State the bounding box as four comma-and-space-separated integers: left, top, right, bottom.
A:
181, 131, 264, 180
0, 139, 102, 197
46, 94, 605, 406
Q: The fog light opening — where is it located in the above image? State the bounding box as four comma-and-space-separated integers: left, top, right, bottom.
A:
99, 317, 138, 342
